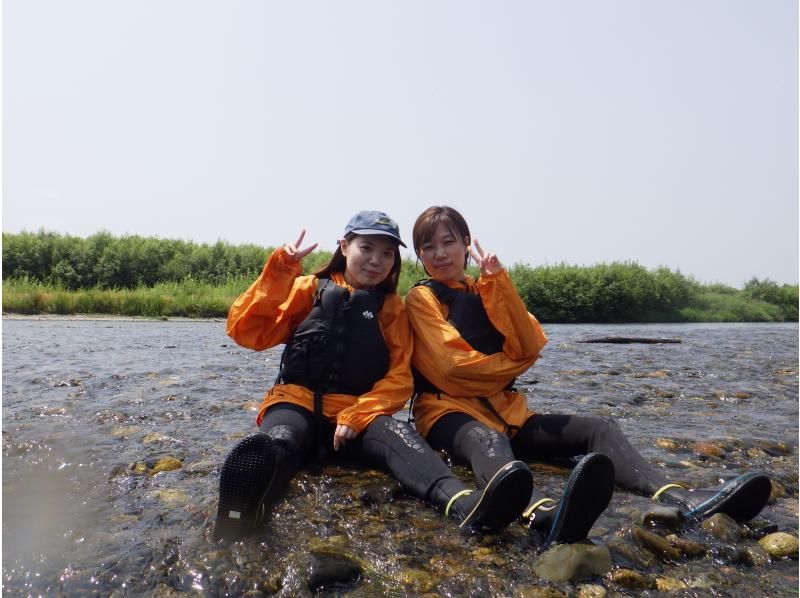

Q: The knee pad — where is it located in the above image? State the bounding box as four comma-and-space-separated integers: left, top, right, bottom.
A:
461, 424, 506, 459
369, 416, 428, 454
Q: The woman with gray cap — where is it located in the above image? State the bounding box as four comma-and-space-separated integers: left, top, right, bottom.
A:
214, 210, 532, 540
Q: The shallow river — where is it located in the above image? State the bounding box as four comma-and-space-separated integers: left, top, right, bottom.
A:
3, 319, 798, 596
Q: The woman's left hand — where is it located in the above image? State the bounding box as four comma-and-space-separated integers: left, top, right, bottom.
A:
333, 424, 358, 451
469, 240, 504, 276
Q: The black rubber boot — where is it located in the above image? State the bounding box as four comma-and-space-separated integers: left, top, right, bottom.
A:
533, 453, 615, 548
451, 460, 533, 533
214, 432, 278, 541
655, 472, 772, 523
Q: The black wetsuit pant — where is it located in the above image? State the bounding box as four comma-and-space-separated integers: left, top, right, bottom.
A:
428, 412, 667, 504
259, 403, 467, 512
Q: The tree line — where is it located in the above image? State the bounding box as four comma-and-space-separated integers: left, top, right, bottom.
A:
2, 230, 269, 288
3, 230, 797, 322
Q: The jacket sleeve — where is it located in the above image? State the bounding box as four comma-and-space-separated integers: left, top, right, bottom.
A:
335, 294, 414, 433
226, 247, 317, 351
477, 269, 548, 360
406, 280, 546, 398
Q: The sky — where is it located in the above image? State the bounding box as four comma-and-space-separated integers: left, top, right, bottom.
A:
3, 1, 798, 287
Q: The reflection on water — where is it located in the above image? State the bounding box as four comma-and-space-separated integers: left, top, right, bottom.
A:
3, 320, 798, 596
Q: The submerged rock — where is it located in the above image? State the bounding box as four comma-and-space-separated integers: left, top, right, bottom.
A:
149, 488, 189, 506
655, 576, 688, 592
758, 532, 799, 558
607, 538, 656, 568
654, 438, 680, 452
183, 460, 215, 475
514, 586, 568, 597
665, 534, 708, 558
768, 479, 787, 503
306, 553, 362, 592
531, 541, 612, 582
398, 567, 436, 592
355, 481, 402, 506
639, 505, 684, 528
701, 513, 741, 542
575, 584, 607, 598
739, 544, 771, 567
691, 441, 726, 458
129, 456, 183, 476
111, 426, 139, 439
632, 527, 681, 561
607, 567, 653, 590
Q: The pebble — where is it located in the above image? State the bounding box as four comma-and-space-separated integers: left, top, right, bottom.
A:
142, 433, 171, 445
398, 567, 435, 592
665, 534, 708, 558
41, 406, 68, 416
768, 479, 786, 503
111, 426, 139, 439
531, 542, 613, 582
607, 538, 657, 568
654, 438, 680, 452
691, 441, 725, 458
754, 440, 792, 456
183, 460, 215, 475
306, 553, 362, 592
607, 567, 653, 590
758, 532, 799, 558
576, 584, 607, 598
54, 378, 82, 387
655, 576, 687, 591
129, 456, 183, 476
739, 544, 771, 567
746, 447, 769, 460
307, 535, 350, 552
645, 370, 670, 378
355, 482, 402, 506
632, 527, 682, 560
639, 506, 684, 528
471, 546, 507, 566
701, 513, 741, 542
149, 488, 189, 505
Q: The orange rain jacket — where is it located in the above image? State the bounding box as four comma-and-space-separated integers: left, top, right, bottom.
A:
227, 247, 414, 433
406, 270, 548, 438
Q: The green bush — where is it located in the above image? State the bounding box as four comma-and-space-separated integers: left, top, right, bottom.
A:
3, 231, 797, 322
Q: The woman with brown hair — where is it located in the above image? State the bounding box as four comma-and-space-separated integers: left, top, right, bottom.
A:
405, 205, 771, 547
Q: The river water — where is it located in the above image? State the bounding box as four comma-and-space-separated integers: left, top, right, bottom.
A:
2, 319, 798, 596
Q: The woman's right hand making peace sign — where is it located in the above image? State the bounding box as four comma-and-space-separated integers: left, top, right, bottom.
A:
284, 229, 318, 263
468, 239, 504, 277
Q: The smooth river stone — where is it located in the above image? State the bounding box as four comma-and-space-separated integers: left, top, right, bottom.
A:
532, 542, 612, 582
757, 532, 799, 558
306, 553, 362, 592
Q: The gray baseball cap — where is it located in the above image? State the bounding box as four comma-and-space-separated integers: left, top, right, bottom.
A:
343, 210, 406, 247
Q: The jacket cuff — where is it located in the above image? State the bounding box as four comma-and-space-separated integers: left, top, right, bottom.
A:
267, 247, 304, 275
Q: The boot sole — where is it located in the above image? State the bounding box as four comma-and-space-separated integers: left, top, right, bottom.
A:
685, 472, 772, 523
461, 460, 533, 532
214, 432, 276, 541
545, 453, 614, 546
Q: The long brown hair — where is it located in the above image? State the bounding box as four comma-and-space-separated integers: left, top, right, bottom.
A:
412, 206, 471, 270
314, 233, 402, 293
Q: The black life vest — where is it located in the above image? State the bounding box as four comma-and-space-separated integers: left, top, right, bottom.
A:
278, 278, 389, 396
412, 279, 513, 395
